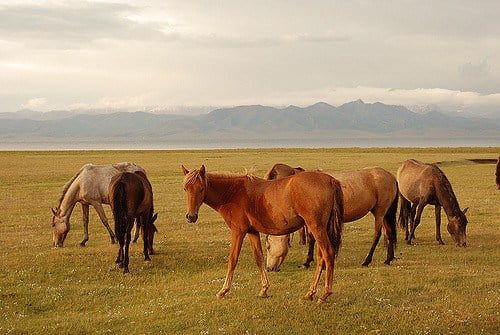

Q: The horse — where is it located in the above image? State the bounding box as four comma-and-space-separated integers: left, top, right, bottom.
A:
51, 162, 146, 247
496, 155, 500, 189
182, 165, 344, 303
109, 171, 158, 273
264, 164, 398, 271
397, 159, 468, 247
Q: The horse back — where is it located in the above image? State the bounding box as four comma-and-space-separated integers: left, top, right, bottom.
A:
109, 172, 149, 217
397, 159, 438, 203
331, 167, 397, 221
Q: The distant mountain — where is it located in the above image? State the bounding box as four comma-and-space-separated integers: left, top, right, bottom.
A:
1, 101, 499, 140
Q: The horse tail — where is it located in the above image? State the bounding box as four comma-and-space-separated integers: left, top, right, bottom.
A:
398, 192, 410, 231
328, 180, 344, 258
385, 185, 398, 246
112, 179, 128, 244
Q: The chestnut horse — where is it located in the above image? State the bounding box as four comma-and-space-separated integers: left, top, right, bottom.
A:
109, 171, 158, 273
264, 164, 398, 271
51, 162, 145, 247
397, 159, 468, 247
182, 165, 344, 303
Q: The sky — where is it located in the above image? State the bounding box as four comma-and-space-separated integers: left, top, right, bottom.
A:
1, 0, 500, 116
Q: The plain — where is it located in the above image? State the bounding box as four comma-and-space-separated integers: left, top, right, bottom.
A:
0, 148, 499, 335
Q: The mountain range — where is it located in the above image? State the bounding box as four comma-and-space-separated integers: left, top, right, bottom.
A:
1, 100, 499, 141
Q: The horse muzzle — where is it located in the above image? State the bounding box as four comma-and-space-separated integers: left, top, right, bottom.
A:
186, 213, 198, 223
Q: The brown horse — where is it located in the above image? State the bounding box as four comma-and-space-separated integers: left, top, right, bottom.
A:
51, 162, 145, 247
264, 164, 398, 271
182, 165, 344, 302
109, 171, 158, 273
496, 155, 500, 189
397, 159, 468, 247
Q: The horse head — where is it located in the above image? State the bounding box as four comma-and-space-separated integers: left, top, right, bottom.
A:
265, 235, 291, 272
447, 207, 468, 247
182, 165, 207, 223
51, 207, 69, 247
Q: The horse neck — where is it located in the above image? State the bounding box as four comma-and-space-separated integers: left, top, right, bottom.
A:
433, 175, 462, 219
204, 174, 247, 210
58, 182, 80, 217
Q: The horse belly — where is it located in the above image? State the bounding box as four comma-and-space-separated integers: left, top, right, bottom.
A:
251, 209, 305, 235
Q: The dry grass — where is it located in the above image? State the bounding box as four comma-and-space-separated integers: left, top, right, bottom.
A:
0, 148, 499, 334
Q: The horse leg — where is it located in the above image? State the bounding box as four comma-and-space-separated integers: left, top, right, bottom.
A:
304, 246, 324, 301
409, 202, 425, 244
133, 219, 140, 243
93, 202, 116, 244
303, 233, 315, 268
305, 228, 336, 303
80, 203, 90, 246
407, 203, 418, 244
362, 215, 382, 267
435, 205, 444, 245
115, 224, 125, 267
299, 226, 307, 245
217, 230, 245, 298
123, 217, 134, 274
247, 232, 270, 298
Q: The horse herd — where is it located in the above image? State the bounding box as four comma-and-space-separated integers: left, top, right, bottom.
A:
51, 159, 481, 302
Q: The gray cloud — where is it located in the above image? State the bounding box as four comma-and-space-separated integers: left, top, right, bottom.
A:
460, 59, 491, 77
0, 2, 166, 48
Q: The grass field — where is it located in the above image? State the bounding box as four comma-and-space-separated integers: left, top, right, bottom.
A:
0, 148, 499, 335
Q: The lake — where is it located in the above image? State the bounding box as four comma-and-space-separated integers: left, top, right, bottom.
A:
1, 136, 499, 150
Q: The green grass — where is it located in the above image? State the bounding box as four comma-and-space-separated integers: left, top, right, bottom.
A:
0, 148, 499, 334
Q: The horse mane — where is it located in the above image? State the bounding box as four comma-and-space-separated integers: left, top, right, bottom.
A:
432, 164, 463, 217
57, 164, 88, 207
184, 168, 258, 186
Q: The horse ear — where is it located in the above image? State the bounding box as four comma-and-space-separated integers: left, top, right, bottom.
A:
181, 165, 189, 175
51, 208, 57, 215
462, 207, 469, 215
199, 165, 206, 177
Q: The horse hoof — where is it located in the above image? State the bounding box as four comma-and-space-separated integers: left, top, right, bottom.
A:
361, 261, 370, 267
79, 242, 86, 247
304, 292, 315, 301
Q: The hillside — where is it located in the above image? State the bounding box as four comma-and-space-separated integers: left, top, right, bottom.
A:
1, 100, 499, 141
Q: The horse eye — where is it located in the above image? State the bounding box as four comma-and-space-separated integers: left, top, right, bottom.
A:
200, 187, 205, 192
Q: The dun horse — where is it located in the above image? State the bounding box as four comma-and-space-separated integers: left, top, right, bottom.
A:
264, 164, 398, 271
182, 165, 344, 302
51, 162, 146, 247
397, 159, 468, 247
109, 171, 158, 273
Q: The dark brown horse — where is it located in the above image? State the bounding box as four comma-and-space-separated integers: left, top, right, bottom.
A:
109, 171, 158, 273
397, 159, 468, 247
496, 155, 500, 189
264, 163, 398, 271
182, 165, 344, 302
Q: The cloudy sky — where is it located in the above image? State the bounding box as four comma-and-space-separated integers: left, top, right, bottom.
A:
1, 0, 499, 116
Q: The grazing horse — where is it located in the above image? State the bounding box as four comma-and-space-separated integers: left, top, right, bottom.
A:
496, 155, 500, 189
264, 164, 398, 271
182, 165, 344, 303
397, 159, 468, 247
109, 171, 158, 273
51, 162, 146, 247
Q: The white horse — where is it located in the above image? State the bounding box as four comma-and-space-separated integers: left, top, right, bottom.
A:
51, 162, 146, 247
